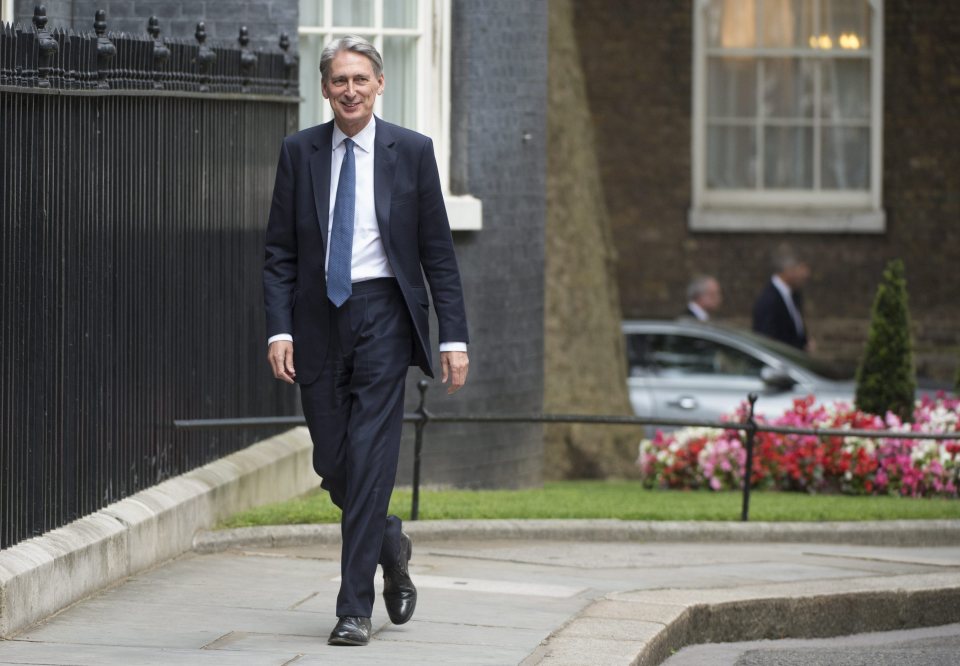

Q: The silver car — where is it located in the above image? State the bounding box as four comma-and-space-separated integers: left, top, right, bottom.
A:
623, 320, 855, 422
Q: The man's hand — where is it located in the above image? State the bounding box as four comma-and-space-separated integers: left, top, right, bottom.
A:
268, 340, 296, 384
440, 351, 469, 395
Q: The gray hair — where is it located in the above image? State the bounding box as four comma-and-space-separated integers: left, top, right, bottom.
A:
771, 244, 802, 273
686, 275, 717, 301
319, 35, 383, 83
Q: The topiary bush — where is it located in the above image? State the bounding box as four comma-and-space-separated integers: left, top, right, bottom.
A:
855, 259, 916, 421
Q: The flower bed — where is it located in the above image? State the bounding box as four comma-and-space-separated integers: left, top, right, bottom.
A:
637, 395, 960, 498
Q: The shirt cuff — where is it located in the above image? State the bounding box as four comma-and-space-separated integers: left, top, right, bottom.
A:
268, 333, 293, 346
439, 342, 467, 353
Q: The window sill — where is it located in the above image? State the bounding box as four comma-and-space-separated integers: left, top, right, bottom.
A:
688, 207, 886, 234
445, 193, 483, 231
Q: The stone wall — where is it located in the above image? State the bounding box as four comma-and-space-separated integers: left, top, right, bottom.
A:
572, 0, 960, 381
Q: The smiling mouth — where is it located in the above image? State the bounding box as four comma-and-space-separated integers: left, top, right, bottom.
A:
340, 100, 361, 111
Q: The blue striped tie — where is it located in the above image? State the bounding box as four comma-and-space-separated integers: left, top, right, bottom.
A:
327, 138, 355, 307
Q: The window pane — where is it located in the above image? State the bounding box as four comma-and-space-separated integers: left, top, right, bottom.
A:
705, 0, 757, 48
646, 335, 765, 377
707, 58, 756, 118
384, 0, 417, 28
822, 126, 869, 189
382, 36, 417, 129
333, 0, 373, 27
763, 58, 814, 118
300, 0, 324, 26
821, 59, 870, 121
299, 34, 324, 129
760, 0, 814, 48
822, 0, 870, 49
707, 125, 757, 188
764, 126, 813, 188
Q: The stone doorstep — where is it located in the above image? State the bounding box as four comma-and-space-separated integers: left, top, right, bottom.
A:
0, 428, 319, 640
193, 518, 960, 554
527, 572, 960, 666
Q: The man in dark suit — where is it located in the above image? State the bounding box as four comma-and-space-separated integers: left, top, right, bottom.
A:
263, 36, 469, 646
752, 246, 810, 350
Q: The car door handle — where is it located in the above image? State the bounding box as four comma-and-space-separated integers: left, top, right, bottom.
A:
667, 396, 698, 410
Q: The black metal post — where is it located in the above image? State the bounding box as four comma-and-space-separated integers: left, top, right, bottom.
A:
740, 393, 759, 522
410, 380, 430, 521
33, 6, 59, 88
93, 10, 115, 89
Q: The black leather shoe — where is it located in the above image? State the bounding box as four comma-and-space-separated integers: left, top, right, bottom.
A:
382, 531, 417, 625
327, 616, 372, 646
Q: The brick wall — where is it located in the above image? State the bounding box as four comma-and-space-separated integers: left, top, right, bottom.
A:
396, 0, 548, 489
573, 0, 960, 381
15, 0, 297, 51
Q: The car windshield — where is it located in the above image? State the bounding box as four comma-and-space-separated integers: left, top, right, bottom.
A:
726, 327, 855, 381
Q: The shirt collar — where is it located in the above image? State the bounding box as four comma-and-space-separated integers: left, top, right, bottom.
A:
687, 302, 709, 322
332, 116, 376, 154
771, 274, 793, 301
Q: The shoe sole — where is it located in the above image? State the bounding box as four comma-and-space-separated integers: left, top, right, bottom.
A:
328, 636, 369, 646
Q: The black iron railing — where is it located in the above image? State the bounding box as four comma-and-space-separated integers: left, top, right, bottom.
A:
174, 381, 960, 523
0, 7, 301, 549
0, 7, 299, 95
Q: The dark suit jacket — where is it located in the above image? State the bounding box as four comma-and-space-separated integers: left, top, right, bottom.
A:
751, 279, 807, 350
263, 118, 469, 385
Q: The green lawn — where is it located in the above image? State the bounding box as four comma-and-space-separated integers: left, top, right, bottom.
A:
217, 481, 960, 528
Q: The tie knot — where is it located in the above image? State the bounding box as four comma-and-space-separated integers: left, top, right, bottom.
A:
343, 138, 355, 153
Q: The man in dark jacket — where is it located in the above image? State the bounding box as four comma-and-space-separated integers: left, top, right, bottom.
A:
263, 36, 469, 646
752, 246, 810, 350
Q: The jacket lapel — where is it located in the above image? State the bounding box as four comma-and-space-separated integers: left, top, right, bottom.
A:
308, 121, 334, 251
374, 118, 398, 247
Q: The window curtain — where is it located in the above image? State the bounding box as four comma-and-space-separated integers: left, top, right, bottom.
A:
706, 0, 870, 191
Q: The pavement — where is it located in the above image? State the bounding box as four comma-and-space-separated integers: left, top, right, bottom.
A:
1, 522, 959, 665
664, 623, 960, 665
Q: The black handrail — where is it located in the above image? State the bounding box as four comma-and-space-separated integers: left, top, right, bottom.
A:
174, 381, 960, 522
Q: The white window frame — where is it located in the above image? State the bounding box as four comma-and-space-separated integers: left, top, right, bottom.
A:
298, 0, 481, 229
689, 0, 885, 233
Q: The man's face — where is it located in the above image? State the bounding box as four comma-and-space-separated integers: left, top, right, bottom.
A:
322, 50, 383, 136
697, 279, 723, 313
782, 262, 810, 290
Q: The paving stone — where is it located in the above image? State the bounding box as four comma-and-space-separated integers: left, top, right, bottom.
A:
800, 545, 960, 568
581, 599, 687, 624
529, 635, 650, 665
554, 616, 664, 642
0, 641, 294, 665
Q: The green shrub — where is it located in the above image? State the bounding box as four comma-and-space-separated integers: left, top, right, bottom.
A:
855, 259, 916, 421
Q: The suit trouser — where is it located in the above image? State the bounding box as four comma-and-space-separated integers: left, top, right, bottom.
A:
299, 278, 410, 618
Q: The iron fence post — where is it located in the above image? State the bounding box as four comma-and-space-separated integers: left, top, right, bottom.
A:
740, 393, 759, 522
33, 6, 59, 88
411, 380, 430, 521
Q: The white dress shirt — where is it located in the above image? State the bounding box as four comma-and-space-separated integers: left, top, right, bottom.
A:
771, 275, 805, 336
269, 117, 466, 353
